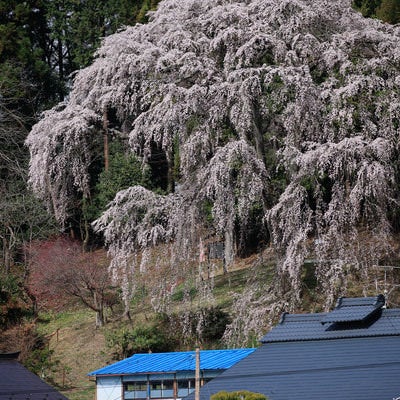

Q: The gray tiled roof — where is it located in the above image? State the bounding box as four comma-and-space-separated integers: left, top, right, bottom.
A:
320, 294, 385, 324
334, 295, 385, 307
0, 357, 67, 400
190, 296, 400, 400
260, 295, 398, 343
192, 336, 400, 400
261, 309, 400, 343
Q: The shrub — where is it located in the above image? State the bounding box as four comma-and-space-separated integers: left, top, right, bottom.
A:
106, 324, 173, 359
211, 390, 268, 400
0, 273, 30, 329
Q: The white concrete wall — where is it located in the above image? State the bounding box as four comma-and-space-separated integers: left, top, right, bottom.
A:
96, 376, 122, 400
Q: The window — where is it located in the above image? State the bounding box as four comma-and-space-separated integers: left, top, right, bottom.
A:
150, 379, 175, 398
124, 378, 177, 399
177, 379, 195, 397
124, 381, 148, 400
161, 379, 174, 398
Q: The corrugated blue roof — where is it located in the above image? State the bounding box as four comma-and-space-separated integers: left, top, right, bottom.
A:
88, 348, 255, 376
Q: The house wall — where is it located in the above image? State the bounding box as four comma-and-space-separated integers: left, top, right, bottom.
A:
97, 376, 123, 400
97, 371, 221, 400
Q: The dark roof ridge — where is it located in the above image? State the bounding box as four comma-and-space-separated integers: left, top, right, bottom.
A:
335, 294, 385, 308
321, 294, 385, 325
0, 351, 20, 360
279, 308, 400, 320
382, 308, 400, 315
274, 303, 400, 326
279, 312, 327, 323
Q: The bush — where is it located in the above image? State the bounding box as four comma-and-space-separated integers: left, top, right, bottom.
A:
211, 390, 268, 400
106, 324, 173, 359
0, 273, 30, 329
20, 325, 60, 385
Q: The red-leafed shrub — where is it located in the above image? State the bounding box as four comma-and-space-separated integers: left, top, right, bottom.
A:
28, 236, 118, 326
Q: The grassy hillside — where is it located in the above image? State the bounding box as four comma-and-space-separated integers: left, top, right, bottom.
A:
21, 248, 400, 400
35, 310, 104, 399
34, 256, 273, 400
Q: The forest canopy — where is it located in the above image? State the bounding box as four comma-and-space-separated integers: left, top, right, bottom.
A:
26, 0, 400, 315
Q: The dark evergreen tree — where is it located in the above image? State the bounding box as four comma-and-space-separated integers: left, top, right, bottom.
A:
0, 0, 162, 271
353, 0, 400, 23
0, 0, 63, 108
0, 1, 60, 272
354, 0, 382, 17
376, 0, 400, 23
46, 0, 161, 78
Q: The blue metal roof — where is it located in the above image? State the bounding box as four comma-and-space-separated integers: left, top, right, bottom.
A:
88, 348, 255, 376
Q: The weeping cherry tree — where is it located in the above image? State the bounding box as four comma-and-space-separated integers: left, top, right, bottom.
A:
27, 0, 400, 333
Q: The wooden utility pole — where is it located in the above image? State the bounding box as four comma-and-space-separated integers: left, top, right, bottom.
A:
195, 347, 200, 400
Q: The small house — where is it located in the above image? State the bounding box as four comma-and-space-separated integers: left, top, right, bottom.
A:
189, 295, 400, 400
88, 348, 255, 400
0, 352, 68, 400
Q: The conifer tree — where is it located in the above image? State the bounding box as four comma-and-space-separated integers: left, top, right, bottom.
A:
376, 0, 400, 23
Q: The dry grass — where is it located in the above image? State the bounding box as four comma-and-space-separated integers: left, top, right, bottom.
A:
32, 252, 273, 399
36, 310, 110, 400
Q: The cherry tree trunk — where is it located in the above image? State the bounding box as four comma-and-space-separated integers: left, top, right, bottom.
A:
94, 292, 105, 327
224, 218, 235, 273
